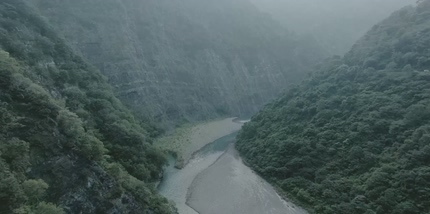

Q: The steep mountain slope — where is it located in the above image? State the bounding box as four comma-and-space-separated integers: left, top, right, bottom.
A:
237, 2, 430, 214
0, 1, 174, 213
27, 0, 324, 125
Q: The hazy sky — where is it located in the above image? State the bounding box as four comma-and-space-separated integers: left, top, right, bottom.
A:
251, 0, 416, 55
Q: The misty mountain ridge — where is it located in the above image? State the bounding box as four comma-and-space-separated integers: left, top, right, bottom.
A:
1, 0, 429, 213
252, 0, 416, 55
28, 0, 325, 127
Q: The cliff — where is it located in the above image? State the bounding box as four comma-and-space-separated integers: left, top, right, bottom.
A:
0, 1, 174, 213
28, 0, 324, 125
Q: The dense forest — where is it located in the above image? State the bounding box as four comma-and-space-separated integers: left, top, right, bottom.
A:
0, 1, 174, 213
26, 0, 324, 126
237, 1, 430, 214
2, 0, 430, 213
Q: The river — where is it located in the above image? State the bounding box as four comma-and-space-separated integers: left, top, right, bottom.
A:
157, 119, 307, 214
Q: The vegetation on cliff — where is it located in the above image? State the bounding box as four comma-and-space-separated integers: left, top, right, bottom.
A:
237, 2, 430, 213
0, 1, 174, 213
29, 0, 325, 125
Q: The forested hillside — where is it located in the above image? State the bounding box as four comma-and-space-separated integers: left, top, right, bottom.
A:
237, 2, 430, 213
0, 1, 174, 213
27, 0, 324, 125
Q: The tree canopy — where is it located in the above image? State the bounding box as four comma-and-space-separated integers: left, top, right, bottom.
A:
237, 2, 430, 214
0, 1, 174, 213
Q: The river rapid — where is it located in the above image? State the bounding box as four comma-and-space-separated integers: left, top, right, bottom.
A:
157, 119, 307, 214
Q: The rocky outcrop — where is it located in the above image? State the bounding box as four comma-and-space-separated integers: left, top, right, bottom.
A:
0, 1, 174, 213
28, 0, 324, 125
31, 155, 141, 214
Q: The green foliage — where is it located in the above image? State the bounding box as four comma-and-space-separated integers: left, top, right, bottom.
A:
22, 179, 48, 203
30, 0, 325, 124
237, 3, 430, 214
33, 202, 65, 214
11, 202, 65, 214
0, 0, 173, 213
0, 159, 26, 212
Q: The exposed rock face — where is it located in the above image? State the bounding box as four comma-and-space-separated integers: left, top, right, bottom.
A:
29, 0, 324, 125
32, 155, 142, 214
0, 1, 174, 213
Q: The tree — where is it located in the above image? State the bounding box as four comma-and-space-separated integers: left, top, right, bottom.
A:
33, 202, 65, 214
22, 179, 49, 203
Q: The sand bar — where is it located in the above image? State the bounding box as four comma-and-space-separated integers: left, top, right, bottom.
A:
155, 117, 243, 168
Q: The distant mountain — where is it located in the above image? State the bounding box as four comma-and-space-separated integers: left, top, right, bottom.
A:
237, 2, 430, 213
28, 0, 325, 126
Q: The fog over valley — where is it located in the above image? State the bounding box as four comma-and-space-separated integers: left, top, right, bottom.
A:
1, 0, 429, 214
252, 0, 416, 54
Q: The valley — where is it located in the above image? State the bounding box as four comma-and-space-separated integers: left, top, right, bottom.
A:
0, 0, 427, 213
157, 119, 307, 214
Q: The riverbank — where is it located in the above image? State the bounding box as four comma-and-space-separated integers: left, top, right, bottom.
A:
157, 132, 240, 214
186, 144, 308, 214
238, 149, 314, 213
157, 117, 308, 214
155, 117, 243, 168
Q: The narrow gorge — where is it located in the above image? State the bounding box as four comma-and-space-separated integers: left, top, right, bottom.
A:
28, 0, 325, 126
0, 0, 425, 214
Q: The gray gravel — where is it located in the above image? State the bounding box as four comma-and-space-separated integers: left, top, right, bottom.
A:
187, 144, 308, 214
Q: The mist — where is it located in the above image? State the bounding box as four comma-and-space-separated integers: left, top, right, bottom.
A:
251, 0, 416, 55
3, 0, 430, 213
